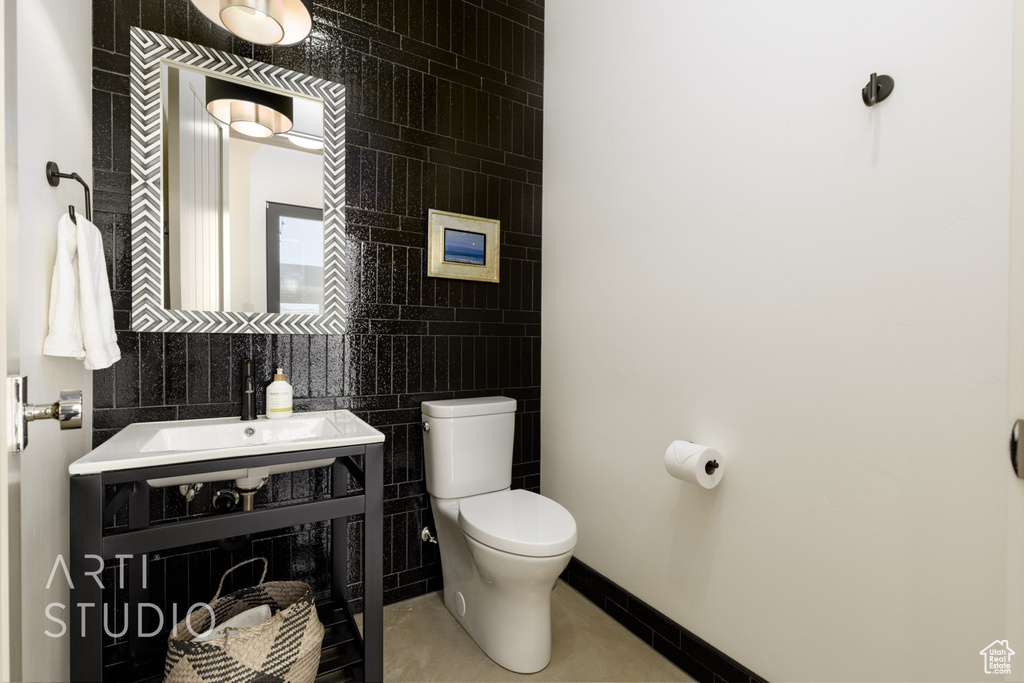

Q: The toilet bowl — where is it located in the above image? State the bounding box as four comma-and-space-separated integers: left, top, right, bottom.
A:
422, 397, 577, 673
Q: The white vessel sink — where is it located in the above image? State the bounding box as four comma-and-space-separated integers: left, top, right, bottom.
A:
69, 410, 384, 481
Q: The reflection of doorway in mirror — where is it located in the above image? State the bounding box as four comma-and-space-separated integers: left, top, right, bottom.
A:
228, 140, 323, 313
266, 203, 325, 315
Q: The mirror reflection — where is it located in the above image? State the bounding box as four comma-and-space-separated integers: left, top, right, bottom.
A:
161, 64, 325, 315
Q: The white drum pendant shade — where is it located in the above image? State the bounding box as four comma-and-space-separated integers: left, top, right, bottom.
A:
205, 77, 294, 138
221, 0, 286, 45
191, 0, 313, 45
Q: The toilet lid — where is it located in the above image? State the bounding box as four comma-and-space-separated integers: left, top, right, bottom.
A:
458, 489, 577, 557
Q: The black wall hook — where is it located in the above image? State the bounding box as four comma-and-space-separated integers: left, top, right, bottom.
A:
862, 72, 895, 106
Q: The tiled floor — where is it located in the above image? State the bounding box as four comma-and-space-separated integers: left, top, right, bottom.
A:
361, 580, 695, 682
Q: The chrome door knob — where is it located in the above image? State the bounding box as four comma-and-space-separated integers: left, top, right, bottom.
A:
23, 388, 82, 429
6, 376, 82, 453
54, 389, 83, 429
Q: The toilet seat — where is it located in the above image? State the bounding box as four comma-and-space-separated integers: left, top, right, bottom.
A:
458, 489, 577, 557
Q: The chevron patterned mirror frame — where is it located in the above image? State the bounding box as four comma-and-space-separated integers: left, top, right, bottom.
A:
129, 27, 348, 335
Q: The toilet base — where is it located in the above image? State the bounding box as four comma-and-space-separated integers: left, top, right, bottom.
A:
430, 495, 574, 673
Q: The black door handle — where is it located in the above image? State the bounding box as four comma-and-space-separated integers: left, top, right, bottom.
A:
1011, 419, 1024, 479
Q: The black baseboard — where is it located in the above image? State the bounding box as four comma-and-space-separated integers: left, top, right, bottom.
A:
560, 557, 768, 683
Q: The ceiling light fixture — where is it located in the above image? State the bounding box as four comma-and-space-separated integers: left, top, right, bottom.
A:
206, 77, 294, 139
191, 0, 313, 45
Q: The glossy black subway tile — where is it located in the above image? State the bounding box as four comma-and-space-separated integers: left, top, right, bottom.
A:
487, 13, 502, 68
110, 94, 132, 173
475, 5, 490, 65
162, 333, 188, 405
139, 333, 165, 407
436, 0, 451, 52
114, 332, 140, 408
186, 334, 210, 405
408, 0, 425, 41
308, 335, 328, 398
422, 0, 438, 46
208, 333, 233, 403
139, 0, 165, 33
290, 334, 311, 398
94, 366, 116, 411
423, 73, 438, 133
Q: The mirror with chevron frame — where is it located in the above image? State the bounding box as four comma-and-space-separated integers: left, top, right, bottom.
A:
129, 28, 348, 335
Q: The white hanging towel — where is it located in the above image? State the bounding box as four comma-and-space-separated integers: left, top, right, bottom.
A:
43, 213, 121, 370
42, 213, 82, 358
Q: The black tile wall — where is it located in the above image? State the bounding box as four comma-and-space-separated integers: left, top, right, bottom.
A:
561, 558, 768, 683
91, 0, 543, 661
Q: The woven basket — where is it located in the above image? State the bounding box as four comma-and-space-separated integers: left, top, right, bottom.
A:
164, 558, 325, 683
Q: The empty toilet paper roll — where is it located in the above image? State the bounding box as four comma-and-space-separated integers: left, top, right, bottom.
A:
664, 440, 724, 489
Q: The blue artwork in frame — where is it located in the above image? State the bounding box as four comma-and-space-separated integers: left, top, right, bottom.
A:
443, 229, 487, 266
427, 209, 500, 283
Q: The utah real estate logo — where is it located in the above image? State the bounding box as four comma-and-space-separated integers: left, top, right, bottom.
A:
980, 640, 1014, 675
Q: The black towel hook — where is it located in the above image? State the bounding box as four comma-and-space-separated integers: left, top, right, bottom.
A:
45, 161, 92, 222
862, 72, 895, 107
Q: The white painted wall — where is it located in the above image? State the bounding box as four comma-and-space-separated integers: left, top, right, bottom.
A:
5, 0, 93, 680
228, 140, 323, 312
0, 3, 11, 677
542, 2, 1024, 681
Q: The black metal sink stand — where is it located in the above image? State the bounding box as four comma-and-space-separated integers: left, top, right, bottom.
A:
68, 443, 384, 682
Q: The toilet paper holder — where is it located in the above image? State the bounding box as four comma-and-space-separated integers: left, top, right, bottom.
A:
664, 440, 724, 489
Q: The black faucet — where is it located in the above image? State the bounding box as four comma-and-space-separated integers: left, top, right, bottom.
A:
241, 359, 257, 421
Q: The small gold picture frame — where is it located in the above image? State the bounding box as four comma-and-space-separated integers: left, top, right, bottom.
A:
427, 209, 500, 283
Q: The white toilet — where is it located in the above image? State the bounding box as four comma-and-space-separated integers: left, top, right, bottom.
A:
421, 396, 577, 673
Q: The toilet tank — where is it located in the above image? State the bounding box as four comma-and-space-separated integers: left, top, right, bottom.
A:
421, 397, 517, 499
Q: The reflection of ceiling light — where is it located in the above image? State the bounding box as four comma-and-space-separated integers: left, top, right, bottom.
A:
206, 77, 293, 138
191, 0, 313, 46
284, 131, 324, 150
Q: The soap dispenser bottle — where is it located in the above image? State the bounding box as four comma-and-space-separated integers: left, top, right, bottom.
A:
267, 368, 293, 419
